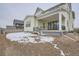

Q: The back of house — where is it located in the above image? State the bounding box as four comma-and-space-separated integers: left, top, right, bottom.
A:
24, 3, 75, 35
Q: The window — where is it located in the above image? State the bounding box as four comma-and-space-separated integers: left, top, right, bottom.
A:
72, 11, 75, 19
43, 23, 45, 29
48, 21, 59, 30
26, 23, 30, 27
26, 21, 31, 27
62, 25, 65, 30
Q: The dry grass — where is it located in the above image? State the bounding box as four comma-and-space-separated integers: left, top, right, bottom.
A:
0, 34, 7, 55
0, 33, 79, 56
5, 43, 60, 56
0, 34, 60, 56
57, 33, 79, 56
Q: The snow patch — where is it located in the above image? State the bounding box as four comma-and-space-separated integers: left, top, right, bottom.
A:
50, 42, 65, 56
6, 32, 54, 43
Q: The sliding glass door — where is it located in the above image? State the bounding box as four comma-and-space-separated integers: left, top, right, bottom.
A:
48, 21, 59, 30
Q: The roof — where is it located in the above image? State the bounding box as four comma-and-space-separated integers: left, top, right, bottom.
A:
24, 15, 35, 21
13, 19, 24, 25
24, 3, 72, 20
0, 28, 5, 30
34, 7, 43, 15
42, 3, 66, 13
34, 3, 71, 16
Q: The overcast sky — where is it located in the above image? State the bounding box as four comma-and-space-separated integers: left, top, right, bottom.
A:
0, 3, 79, 28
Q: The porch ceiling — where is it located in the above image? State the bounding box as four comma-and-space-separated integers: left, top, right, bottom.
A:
38, 14, 59, 21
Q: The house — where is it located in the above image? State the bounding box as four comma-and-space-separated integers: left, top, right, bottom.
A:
5, 19, 24, 34
24, 3, 75, 35
13, 19, 24, 29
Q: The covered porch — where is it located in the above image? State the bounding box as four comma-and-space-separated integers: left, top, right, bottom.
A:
37, 12, 68, 32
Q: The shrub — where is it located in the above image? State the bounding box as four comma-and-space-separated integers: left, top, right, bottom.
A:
74, 28, 79, 33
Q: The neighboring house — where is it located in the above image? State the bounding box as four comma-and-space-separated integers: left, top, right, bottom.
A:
24, 3, 75, 34
13, 19, 24, 29
5, 19, 24, 34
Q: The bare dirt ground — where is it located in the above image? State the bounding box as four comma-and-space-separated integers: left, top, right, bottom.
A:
57, 33, 79, 56
0, 33, 79, 56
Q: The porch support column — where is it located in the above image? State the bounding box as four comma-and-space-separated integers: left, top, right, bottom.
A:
59, 12, 62, 31
65, 15, 68, 32
62, 12, 68, 32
